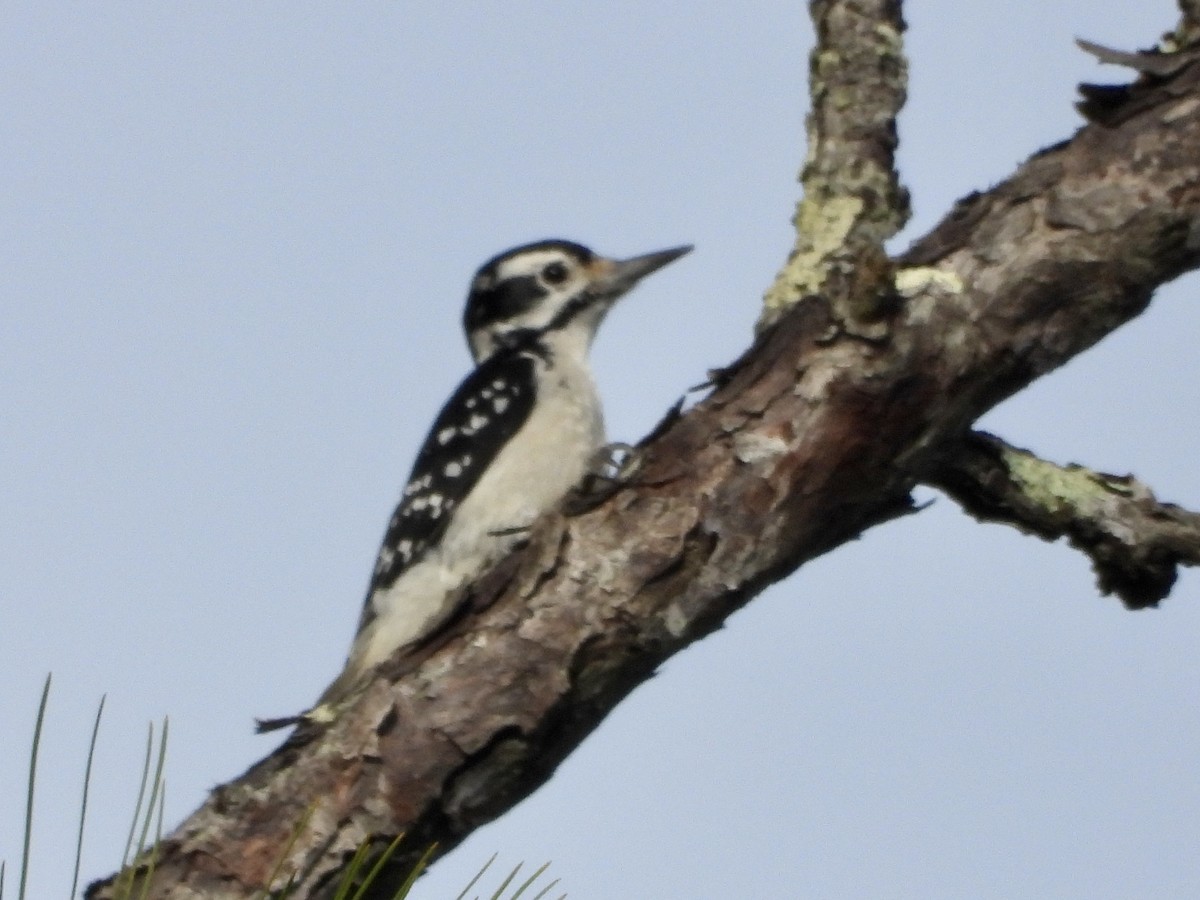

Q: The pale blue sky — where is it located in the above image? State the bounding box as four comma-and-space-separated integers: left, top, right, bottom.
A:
3, 3, 1198, 898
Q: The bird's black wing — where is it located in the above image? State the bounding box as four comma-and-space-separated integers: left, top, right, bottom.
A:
356, 350, 538, 629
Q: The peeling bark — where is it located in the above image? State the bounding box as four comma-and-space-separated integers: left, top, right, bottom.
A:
87, 6, 1200, 900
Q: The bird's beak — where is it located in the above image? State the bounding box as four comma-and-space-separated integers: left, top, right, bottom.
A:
592, 244, 693, 298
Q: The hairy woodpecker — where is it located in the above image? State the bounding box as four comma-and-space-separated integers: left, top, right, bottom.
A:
257, 239, 691, 732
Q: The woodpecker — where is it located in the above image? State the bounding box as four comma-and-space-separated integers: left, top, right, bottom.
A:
257, 239, 691, 732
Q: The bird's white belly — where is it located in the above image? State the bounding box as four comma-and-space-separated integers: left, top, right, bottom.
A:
442, 365, 603, 559
357, 359, 604, 670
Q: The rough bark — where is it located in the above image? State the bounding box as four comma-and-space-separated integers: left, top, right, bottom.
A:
761, 0, 909, 330
88, 3, 1200, 898
931, 432, 1200, 609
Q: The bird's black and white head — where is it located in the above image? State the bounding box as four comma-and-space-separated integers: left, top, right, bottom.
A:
463, 239, 692, 363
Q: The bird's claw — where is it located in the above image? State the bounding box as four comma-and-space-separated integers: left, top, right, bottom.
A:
565, 442, 642, 514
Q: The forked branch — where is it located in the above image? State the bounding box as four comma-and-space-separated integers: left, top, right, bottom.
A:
87, 5, 1200, 899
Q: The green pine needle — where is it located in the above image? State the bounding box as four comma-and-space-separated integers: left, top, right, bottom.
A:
331, 841, 372, 900
19, 673, 52, 900
115, 722, 155, 896
456, 852, 497, 900
251, 801, 319, 899
114, 717, 169, 900
70, 695, 106, 900
509, 862, 552, 899
348, 833, 405, 900
135, 779, 166, 900
133, 720, 169, 865
5, 679, 567, 900
486, 861, 523, 900
379, 840, 437, 899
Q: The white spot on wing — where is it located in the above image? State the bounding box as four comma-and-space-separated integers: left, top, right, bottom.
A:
404, 473, 433, 496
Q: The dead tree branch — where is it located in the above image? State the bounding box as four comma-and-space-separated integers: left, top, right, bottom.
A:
88, 5, 1200, 899
930, 432, 1200, 609
762, 0, 909, 331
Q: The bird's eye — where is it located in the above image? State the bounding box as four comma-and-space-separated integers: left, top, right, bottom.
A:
541, 261, 569, 285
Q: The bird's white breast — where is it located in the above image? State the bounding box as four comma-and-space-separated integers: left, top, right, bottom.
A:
350, 343, 604, 673
439, 349, 603, 563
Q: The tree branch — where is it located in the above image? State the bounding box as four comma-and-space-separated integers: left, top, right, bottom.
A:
88, 13, 1200, 900
930, 432, 1200, 608
761, 0, 909, 330
1177, 0, 1200, 47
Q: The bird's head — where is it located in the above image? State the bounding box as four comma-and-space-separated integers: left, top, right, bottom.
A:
463, 239, 692, 363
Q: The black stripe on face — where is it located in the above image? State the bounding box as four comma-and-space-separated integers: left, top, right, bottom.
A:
464, 274, 546, 333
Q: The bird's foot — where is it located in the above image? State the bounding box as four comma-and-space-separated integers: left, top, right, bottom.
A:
564, 442, 642, 514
